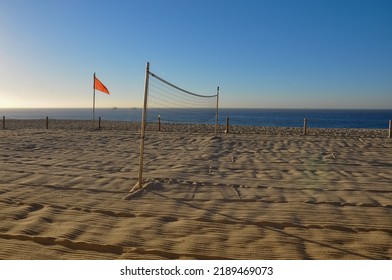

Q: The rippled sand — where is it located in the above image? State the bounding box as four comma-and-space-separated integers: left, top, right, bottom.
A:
1, 123, 391, 259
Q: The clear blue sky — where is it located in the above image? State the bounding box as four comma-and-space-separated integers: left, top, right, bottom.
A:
1, 0, 391, 109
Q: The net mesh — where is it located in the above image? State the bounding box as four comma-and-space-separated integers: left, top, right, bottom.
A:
146, 72, 218, 128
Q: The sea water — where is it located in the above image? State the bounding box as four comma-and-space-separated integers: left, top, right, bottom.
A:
1, 108, 391, 129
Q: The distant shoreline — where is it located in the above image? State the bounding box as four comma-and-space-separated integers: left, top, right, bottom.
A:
2, 107, 392, 110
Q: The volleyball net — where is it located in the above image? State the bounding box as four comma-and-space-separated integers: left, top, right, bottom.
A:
134, 62, 219, 191
146, 68, 219, 131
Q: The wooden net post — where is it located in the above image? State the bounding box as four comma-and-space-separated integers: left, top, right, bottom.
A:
136, 62, 150, 191
215, 86, 219, 135
46, 116, 49, 129
158, 115, 161, 131
225, 116, 230, 133
2, 116, 5, 130
99, 117, 101, 130
303, 118, 308, 136
389, 120, 391, 138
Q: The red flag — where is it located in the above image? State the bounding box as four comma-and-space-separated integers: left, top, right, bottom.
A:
94, 75, 110, 95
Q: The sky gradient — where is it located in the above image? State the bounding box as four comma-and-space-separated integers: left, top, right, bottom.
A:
1, 0, 391, 109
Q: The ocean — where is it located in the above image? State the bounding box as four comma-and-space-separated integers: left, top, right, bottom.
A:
1, 108, 391, 129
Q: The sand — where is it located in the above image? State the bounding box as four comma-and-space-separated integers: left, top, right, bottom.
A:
1, 121, 391, 259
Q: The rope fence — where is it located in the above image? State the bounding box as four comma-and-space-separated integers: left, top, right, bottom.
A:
1, 116, 141, 131
2, 114, 391, 138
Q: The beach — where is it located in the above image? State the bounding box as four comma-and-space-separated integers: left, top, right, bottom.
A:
1, 121, 391, 259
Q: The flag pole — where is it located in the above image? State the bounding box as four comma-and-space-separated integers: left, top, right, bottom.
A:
93, 72, 96, 129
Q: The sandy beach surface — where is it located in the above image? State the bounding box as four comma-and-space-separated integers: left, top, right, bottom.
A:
1, 121, 391, 259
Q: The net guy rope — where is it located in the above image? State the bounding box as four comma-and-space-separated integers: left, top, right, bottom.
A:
131, 62, 219, 192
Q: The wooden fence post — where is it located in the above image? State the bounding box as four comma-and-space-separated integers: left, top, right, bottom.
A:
303, 118, 308, 136
46, 116, 49, 129
98, 117, 101, 130
158, 115, 161, 131
2, 116, 5, 130
225, 116, 230, 133
389, 120, 391, 138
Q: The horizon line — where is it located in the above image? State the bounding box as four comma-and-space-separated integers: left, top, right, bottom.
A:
1, 107, 392, 111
